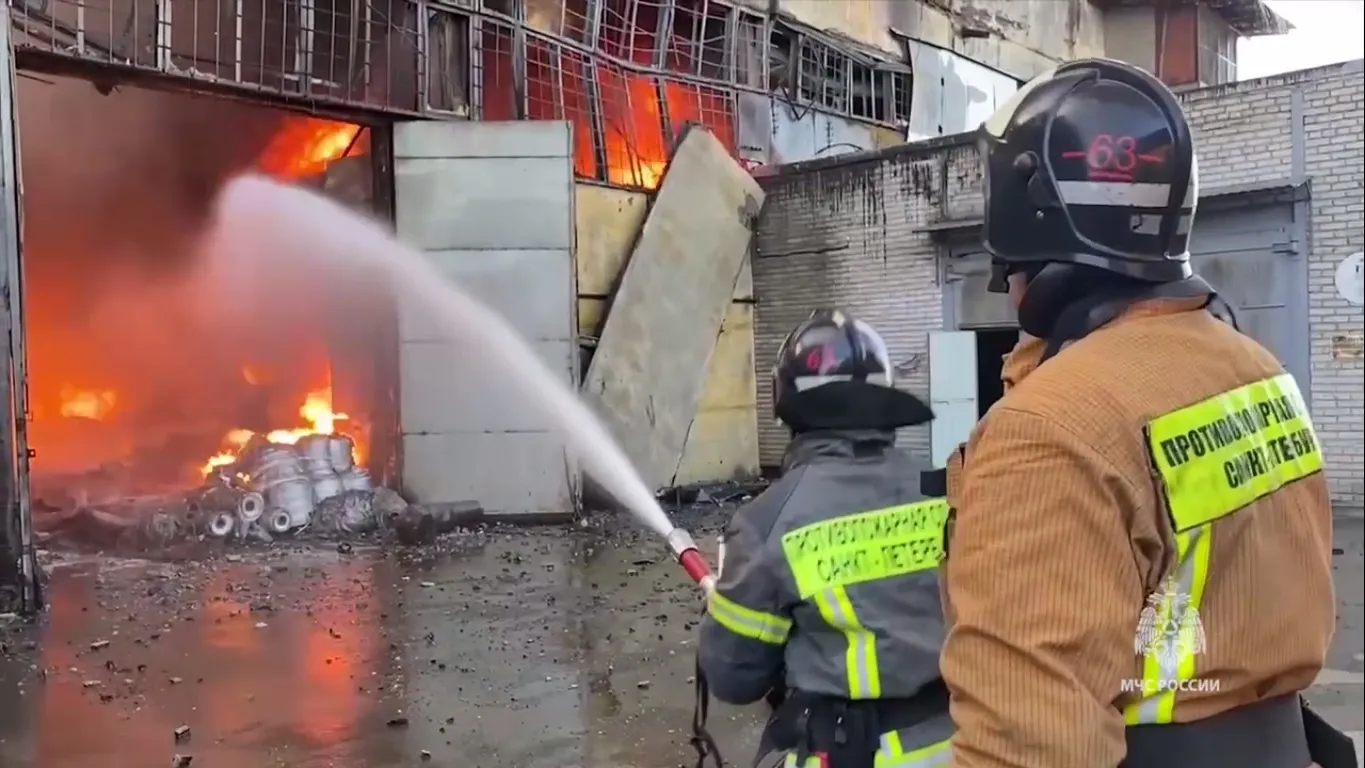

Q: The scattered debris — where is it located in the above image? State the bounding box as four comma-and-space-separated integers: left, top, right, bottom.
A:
33, 436, 489, 555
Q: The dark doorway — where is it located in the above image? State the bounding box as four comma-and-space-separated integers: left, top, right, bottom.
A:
974, 328, 1020, 418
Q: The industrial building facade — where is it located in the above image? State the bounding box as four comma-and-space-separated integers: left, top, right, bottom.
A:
753, 60, 1365, 509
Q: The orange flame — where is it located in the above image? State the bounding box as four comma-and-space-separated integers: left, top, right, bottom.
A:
200, 388, 352, 476
58, 386, 117, 421
256, 118, 364, 180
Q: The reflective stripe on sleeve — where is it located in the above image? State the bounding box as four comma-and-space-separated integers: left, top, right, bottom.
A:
813, 586, 881, 699
1123, 522, 1213, 724
1125, 373, 1321, 724
707, 591, 791, 645
876, 732, 952, 768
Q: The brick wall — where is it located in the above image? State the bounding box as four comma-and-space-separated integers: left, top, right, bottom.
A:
751, 144, 961, 466
754, 61, 1364, 506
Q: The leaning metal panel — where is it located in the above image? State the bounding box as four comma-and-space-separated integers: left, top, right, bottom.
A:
6, 0, 477, 117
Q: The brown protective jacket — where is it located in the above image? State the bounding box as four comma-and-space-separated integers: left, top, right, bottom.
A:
941, 299, 1336, 768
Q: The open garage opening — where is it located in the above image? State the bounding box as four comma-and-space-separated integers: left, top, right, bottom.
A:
19, 74, 401, 549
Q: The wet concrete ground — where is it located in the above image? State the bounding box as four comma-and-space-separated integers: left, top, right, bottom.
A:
0, 512, 1360, 768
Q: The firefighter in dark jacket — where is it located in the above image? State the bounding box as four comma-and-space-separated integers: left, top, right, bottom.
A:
697, 309, 954, 768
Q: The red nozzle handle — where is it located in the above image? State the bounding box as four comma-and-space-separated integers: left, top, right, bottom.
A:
677, 548, 713, 585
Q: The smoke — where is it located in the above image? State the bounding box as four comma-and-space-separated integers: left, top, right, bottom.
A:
19, 76, 282, 277
18, 76, 326, 487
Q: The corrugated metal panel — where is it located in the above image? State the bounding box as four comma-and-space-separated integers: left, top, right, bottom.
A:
394, 120, 578, 516
753, 152, 947, 468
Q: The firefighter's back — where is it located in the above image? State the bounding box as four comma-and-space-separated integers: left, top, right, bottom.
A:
771, 441, 949, 702
1011, 303, 1334, 723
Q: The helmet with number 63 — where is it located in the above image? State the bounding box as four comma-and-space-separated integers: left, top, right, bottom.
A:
978, 58, 1198, 284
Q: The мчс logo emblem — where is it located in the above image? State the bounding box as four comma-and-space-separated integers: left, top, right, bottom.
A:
1134, 580, 1206, 666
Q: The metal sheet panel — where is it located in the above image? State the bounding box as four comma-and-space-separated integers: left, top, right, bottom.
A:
903, 41, 1021, 141
673, 303, 760, 484
581, 127, 764, 492
929, 331, 978, 469
394, 120, 578, 516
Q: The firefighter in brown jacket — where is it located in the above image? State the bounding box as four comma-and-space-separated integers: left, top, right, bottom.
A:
941, 59, 1355, 768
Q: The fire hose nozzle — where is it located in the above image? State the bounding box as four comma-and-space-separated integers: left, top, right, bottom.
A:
667, 528, 716, 593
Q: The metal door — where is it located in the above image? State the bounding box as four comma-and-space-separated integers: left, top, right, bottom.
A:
1189, 199, 1310, 400
392, 119, 580, 517
0, 10, 37, 612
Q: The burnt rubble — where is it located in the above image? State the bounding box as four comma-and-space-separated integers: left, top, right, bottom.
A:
34, 434, 479, 553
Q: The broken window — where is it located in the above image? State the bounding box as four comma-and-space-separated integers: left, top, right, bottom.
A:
663, 0, 730, 80
849, 67, 912, 127
697, 1, 731, 81
482, 0, 519, 18
666, 80, 735, 149
768, 24, 796, 95
477, 19, 518, 120
797, 37, 850, 114
560, 49, 602, 179
600, 0, 662, 65
427, 9, 471, 114
597, 63, 670, 188
525, 33, 600, 177
733, 9, 767, 90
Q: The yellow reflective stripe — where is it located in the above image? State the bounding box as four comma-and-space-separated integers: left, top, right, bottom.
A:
707, 590, 791, 644
1123, 524, 1213, 725
813, 587, 881, 699
779, 733, 951, 767
1146, 373, 1322, 532
1127, 373, 1319, 724
781, 499, 949, 600
876, 732, 952, 767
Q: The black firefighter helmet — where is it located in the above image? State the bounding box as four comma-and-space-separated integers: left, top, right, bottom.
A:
979, 58, 1198, 300
772, 309, 934, 433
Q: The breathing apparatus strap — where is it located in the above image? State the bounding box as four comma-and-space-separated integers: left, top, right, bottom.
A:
691, 657, 726, 768
1040, 275, 1232, 363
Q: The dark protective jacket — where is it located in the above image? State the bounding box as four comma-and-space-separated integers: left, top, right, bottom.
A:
941, 298, 1336, 768
698, 429, 955, 759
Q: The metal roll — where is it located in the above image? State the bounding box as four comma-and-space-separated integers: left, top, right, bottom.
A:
237, 492, 265, 522
327, 435, 355, 473
267, 509, 293, 534
207, 513, 235, 538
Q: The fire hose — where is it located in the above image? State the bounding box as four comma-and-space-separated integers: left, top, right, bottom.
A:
663, 527, 731, 768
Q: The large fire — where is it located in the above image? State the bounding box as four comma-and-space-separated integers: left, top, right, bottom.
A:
28, 104, 371, 503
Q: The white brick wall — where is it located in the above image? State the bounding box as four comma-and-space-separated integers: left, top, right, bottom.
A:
755, 62, 1364, 507
1181, 62, 1365, 508
752, 145, 956, 466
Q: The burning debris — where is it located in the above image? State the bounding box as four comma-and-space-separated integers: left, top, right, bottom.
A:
34, 429, 425, 553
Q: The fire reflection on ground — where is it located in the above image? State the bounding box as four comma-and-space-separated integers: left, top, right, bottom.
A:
0, 521, 770, 767
14, 552, 395, 767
